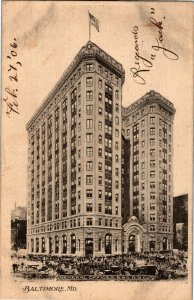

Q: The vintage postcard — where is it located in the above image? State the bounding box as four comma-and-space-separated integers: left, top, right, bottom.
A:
1, 1, 193, 300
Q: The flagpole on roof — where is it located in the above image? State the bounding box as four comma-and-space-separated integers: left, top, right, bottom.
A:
88, 11, 91, 41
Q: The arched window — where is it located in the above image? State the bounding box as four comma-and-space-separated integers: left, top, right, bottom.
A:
55, 236, 59, 253
115, 239, 118, 252
98, 238, 101, 252
41, 237, 45, 253
105, 234, 112, 254
31, 239, 34, 252
62, 235, 67, 254
49, 237, 53, 254
163, 237, 168, 251
36, 238, 39, 253
71, 234, 76, 254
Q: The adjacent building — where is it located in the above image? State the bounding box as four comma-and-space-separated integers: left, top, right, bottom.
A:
26, 41, 176, 256
122, 91, 176, 252
11, 204, 27, 250
173, 194, 188, 251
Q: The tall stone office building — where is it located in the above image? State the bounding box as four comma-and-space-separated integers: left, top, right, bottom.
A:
27, 42, 176, 256
122, 91, 176, 252
26, 41, 125, 256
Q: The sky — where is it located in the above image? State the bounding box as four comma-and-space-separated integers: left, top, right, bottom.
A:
2, 1, 193, 209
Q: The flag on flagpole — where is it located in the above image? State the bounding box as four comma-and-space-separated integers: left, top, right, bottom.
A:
89, 12, 100, 32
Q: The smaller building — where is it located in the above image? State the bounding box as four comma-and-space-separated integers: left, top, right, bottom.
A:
11, 219, 27, 250
11, 204, 27, 250
173, 194, 188, 251
11, 204, 27, 221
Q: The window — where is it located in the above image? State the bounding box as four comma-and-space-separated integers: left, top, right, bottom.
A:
98, 121, 102, 130
115, 168, 119, 176
115, 129, 119, 137
98, 190, 102, 199
150, 149, 155, 157
86, 91, 93, 100
98, 107, 103, 115
86, 77, 93, 86
98, 162, 102, 171
98, 79, 102, 88
98, 204, 102, 212
105, 70, 108, 77
115, 155, 119, 162
150, 160, 156, 167
150, 225, 155, 231
99, 93, 102, 102
115, 90, 119, 99
141, 141, 145, 147
150, 106, 155, 112
150, 128, 155, 135
141, 162, 145, 169
115, 194, 119, 202
115, 142, 119, 150
98, 148, 102, 157
115, 116, 119, 125
115, 77, 119, 85
98, 176, 102, 185
86, 161, 93, 170
86, 189, 93, 198
150, 182, 155, 189
115, 181, 119, 189
116, 103, 119, 112
150, 192, 155, 200
150, 214, 155, 221
99, 135, 102, 143
150, 171, 155, 178
86, 203, 93, 212
99, 219, 102, 226
86, 218, 92, 226
86, 133, 93, 142
150, 117, 155, 124
86, 105, 93, 114
86, 63, 93, 71
141, 172, 145, 179
115, 206, 118, 215
86, 175, 93, 184
86, 119, 93, 129
86, 147, 93, 156
141, 119, 145, 127
150, 203, 155, 209
150, 138, 155, 146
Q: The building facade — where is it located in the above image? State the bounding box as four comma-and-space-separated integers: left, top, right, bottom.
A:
27, 42, 176, 256
26, 41, 125, 256
122, 91, 176, 252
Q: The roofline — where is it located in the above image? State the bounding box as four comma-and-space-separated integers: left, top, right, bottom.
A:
26, 41, 125, 130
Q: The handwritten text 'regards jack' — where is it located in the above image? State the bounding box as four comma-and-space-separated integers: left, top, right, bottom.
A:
130, 8, 179, 85
3, 38, 22, 118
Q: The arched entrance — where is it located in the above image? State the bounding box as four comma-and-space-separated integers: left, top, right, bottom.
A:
123, 216, 144, 253
128, 235, 136, 252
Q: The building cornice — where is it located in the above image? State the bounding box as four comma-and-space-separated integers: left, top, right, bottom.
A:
122, 90, 176, 117
26, 41, 125, 130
